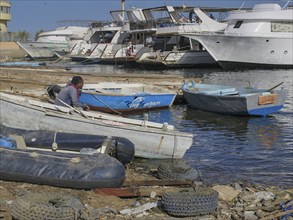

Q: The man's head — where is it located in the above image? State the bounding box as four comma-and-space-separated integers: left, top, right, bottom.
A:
71, 76, 84, 89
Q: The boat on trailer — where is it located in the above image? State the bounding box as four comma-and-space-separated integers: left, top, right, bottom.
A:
0, 92, 193, 159
181, 81, 287, 116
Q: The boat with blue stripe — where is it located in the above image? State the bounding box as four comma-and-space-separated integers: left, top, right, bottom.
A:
80, 82, 176, 113
181, 81, 287, 116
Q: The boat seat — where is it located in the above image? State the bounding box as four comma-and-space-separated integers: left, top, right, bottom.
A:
204, 88, 239, 96
8, 135, 27, 149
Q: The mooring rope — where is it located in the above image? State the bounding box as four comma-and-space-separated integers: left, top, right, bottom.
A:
89, 93, 122, 115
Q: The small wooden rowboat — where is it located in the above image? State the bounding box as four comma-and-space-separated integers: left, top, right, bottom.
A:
181, 81, 287, 116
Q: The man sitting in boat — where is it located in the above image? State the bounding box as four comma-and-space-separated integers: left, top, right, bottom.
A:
55, 76, 90, 111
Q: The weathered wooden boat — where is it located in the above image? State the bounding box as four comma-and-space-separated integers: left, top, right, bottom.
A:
80, 82, 177, 113
0, 124, 135, 165
0, 147, 125, 189
181, 81, 287, 116
0, 92, 193, 158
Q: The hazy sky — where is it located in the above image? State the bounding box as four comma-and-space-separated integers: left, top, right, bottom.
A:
8, 0, 286, 38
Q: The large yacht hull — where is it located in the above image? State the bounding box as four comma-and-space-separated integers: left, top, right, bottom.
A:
185, 34, 293, 69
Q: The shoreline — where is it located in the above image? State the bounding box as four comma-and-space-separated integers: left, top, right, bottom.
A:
0, 159, 292, 219
0, 64, 292, 219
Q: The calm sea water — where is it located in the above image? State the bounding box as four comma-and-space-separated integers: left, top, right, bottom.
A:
70, 64, 293, 188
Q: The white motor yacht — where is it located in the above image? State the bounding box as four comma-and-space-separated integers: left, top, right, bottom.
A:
17, 25, 89, 60
136, 6, 227, 68
181, 3, 293, 69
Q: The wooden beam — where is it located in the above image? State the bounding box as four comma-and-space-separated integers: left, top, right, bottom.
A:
123, 179, 194, 187
94, 186, 183, 198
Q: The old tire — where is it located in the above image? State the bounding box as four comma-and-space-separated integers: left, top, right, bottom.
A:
12, 192, 84, 220
161, 187, 218, 217
157, 161, 202, 181
105, 139, 134, 165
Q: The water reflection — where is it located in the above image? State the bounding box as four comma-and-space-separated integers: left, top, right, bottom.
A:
184, 108, 283, 149
180, 106, 292, 187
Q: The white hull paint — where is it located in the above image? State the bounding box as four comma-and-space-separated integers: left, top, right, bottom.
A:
182, 4, 293, 69
0, 93, 193, 159
186, 34, 293, 68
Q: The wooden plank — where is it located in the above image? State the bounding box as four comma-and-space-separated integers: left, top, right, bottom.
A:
258, 94, 277, 105
94, 187, 181, 198
123, 179, 193, 187
95, 188, 141, 197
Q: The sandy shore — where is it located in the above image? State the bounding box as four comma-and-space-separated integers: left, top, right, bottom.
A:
0, 65, 292, 219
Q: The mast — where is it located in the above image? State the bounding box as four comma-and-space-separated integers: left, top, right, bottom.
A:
121, 0, 125, 21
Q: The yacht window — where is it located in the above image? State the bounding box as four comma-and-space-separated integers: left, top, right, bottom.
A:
234, 21, 243, 29
271, 21, 293, 32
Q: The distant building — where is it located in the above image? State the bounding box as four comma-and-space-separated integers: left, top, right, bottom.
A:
0, 0, 11, 32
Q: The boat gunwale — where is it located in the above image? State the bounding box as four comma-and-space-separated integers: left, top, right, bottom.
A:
0, 92, 193, 138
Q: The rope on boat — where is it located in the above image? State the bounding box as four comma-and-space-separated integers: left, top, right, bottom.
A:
172, 131, 178, 162
88, 93, 122, 115
56, 98, 89, 119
